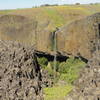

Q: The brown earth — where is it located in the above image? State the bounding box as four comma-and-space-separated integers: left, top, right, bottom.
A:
0, 40, 43, 100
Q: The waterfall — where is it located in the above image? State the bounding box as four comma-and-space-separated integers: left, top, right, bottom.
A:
53, 32, 57, 78
53, 28, 59, 79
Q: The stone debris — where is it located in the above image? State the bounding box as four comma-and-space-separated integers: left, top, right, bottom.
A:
0, 40, 43, 100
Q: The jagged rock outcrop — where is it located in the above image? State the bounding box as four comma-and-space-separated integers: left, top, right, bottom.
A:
41, 69, 54, 88
65, 54, 100, 100
0, 40, 43, 100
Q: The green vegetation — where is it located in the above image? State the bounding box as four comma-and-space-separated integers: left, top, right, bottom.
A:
38, 57, 86, 84
0, 4, 100, 31
37, 56, 86, 100
37, 57, 48, 69
44, 84, 73, 100
58, 57, 85, 83
45, 8, 65, 28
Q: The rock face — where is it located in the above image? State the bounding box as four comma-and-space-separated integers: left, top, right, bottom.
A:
0, 15, 37, 45
0, 13, 100, 60
65, 56, 100, 100
0, 14, 52, 53
57, 13, 100, 59
65, 15, 100, 100
0, 40, 43, 100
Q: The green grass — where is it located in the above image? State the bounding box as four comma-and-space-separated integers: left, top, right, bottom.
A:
0, 4, 100, 32
0, 9, 14, 14
44, 7, 65, 28
44, 84, 73, 100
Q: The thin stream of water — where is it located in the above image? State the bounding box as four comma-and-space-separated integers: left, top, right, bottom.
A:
53, 31, 57, 79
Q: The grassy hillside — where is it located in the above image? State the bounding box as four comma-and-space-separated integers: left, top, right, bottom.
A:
0, 4, 100, 31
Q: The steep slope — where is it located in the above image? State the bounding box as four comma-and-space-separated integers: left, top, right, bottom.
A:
57, 13, 100, 59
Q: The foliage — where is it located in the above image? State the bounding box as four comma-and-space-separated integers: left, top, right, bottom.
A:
37, 56, 86, 84
44, 84, 73, 100
50, 61, 60, 72
58, 57, 86, 83
45, 63, 54, 76
37, 57, 48, 69
58, 57, 85, 73
38, 56, 86, 100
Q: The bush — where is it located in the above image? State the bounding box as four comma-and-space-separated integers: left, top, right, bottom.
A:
45, 65, 54, 76
58, 62, 68, 73
75, 3, 80, 5
37, 56, 86, 84
50, 61, 60, 72
37, 57, 48, 69
58, 57, 75, 73
58, 57, 86, 83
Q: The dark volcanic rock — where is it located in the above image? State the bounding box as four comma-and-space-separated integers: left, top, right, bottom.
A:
0, 40, 43, 100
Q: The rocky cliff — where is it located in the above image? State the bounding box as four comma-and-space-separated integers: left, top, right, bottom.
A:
0, 14, 52, 53
56, 13, 100, 59
0, 15, 37, 45
0, 13, 100, 60
0, 40, 43, 100
65, 14, 100, 99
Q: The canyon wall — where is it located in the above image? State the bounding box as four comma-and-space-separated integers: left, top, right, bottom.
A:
0, 13, 100, 60
57, 13, 100, 59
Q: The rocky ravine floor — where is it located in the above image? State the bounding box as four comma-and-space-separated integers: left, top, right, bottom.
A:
0, 40, 43, 100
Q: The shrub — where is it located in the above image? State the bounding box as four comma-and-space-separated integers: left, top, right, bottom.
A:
37, 57, 48, 69
75, 3, 80, 5
59, 73, 67, 81
58, 57, 86, 83
45, 66, 54, 76
58, 57, 75, 74
58, 62, 68, 73
50, 61, 60, 72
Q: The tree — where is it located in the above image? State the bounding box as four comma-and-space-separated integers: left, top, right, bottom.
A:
75, 3, 80, 5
